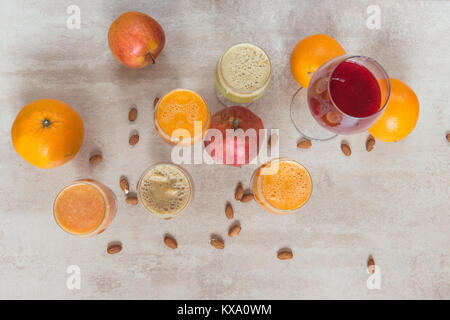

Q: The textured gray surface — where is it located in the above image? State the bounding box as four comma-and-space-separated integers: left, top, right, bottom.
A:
0, 0, 449, 299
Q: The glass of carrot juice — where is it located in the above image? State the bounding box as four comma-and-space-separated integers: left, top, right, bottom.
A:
154, 89, 211, 145
53, 179, 116, 237
251, 158, 312, 215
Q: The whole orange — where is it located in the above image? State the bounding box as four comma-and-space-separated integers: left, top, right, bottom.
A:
369, 78, 419, 142
11, 99, 84, 168
290, 34, 346, 88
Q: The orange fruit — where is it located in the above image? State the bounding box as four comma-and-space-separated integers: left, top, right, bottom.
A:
369, 78, 419, 142
290, 34, 346, 88
11, 99, 84, 168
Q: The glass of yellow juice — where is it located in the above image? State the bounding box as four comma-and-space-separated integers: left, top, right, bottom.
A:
215, 43, 271, 106
154, 89, 211, 145
53, 179, 116, 237
251, 158, 312, 215
137, 163, 194, 220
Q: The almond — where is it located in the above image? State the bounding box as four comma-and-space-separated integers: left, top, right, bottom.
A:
446, 133, 450, 142
366, 136, 375, 152
210, 239, 224, 250
107, 243, 122, 255
228, 224, 241, 237
129, 134, 139, 146
277, 250, 293, 260
367, 255, 375, 274
225, 203, 234, 220
297, 139, 312, 149
268, 133, 278, 148
164, 236, 177, 250
341, 142, 351, 156
128, 107, 138, 122
89, 154, 103, 165
120, 177, 129, 194
154, 97, 160, 108
125, 195, 138, 205
241, 193, 254, 203
235, 183, 244, 201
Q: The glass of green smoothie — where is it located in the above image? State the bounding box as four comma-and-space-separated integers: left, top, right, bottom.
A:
215, 43, 272, 107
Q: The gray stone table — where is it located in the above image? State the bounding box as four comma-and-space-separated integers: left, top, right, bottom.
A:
0, 0, 449, 299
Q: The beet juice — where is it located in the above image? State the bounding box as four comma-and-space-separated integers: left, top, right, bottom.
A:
330, 61, 381, 118
307, 56, 389, 134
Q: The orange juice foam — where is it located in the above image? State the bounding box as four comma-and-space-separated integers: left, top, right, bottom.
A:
54, 183, 106, 235
260, 160, 312, 211
156, 89, 209, 140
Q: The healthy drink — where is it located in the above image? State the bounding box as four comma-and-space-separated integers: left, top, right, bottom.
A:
307, 55, 390, 134
215, 43, 271, 105
251, 158, 312, 215
329, 61, 381, 117
154, 89, 210, 145
137, 163, 193, 220
53, 179, 116, 237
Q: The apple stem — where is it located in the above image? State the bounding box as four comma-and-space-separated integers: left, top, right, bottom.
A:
146, 52, 156, 64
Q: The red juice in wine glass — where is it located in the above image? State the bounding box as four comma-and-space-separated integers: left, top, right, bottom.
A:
330, 61, 381, 118
307, 55, 390, 135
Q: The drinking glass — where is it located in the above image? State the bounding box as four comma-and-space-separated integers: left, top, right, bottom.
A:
137, 163, 194, 220
215, 43, 272, 107
291, 55, 390, 140
154, 89, 211, 146
250, 158, 313, 215
53, 179, 116, 237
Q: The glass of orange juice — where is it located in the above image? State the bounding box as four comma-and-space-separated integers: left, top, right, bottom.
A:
53, 179, 116, 237
154, 89, 211, 145
251, 158, 312, 215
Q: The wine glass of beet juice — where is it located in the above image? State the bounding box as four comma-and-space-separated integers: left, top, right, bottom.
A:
291, 55, 390, 140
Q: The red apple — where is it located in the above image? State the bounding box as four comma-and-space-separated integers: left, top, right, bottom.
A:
108, 11, 165, 69
204, 106, 265, 167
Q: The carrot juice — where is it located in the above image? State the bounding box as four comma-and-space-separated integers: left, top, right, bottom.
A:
251, 158, 312, 214
154, 89, 210, 145
53, 179, 116, 237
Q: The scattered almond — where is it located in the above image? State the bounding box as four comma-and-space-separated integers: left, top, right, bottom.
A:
446, 133, 450, 142
228, 224, 241, 237
153, 97, 160, 108
277, 250, 293, 260
164, 236, 177, 250
120, 177, 129, 195
268, 133, 278, 148
367, 255, 375, 274
225, 203, 234, 220
235, 183, 244, 201
241, 193, 254, 203
128, 107, 138, 122
125, 195, 138, 205
366, 135, 375, 152
107, 243, 122, 255
341, 142, 351, 156
129, 134, 139, 146
89, 154, 103, 165
210, 239, 224, 250
297, 139, 312, 149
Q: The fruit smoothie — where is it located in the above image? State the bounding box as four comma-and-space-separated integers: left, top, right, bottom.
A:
137, 163, 193, 220
307, 55, 389, 134
215, 43, 271, 104
53, 180, 116, 237
252, 158, 312, 214
154, 89, 210, 145
329, 61, 381, 118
